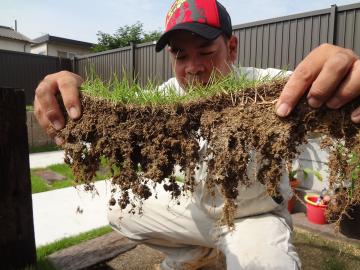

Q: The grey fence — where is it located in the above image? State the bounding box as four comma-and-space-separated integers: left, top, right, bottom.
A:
0, 50, 72, 104
234, 3, 360, 70
75, 41, 174, 86
75, 2, 360, 85
1, 2, 360, 106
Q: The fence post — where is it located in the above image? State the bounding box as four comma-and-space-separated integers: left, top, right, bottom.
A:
0, 87, 36, 268
329, 4, 338, 45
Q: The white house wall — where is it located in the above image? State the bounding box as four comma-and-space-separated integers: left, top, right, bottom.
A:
31, 43, 47, 55
0, 38, 31, 52
293, 136, 330, 192
46, 43, 91, 57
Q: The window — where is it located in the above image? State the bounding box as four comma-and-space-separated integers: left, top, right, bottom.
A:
57, 51, 67, 58
68, 52, 76, 59
57, 51, 77, 59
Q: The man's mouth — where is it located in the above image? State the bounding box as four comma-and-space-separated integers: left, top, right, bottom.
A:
185, 75, 208, 87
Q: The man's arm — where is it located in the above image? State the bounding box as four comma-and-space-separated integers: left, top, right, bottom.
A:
276, 43, 360, 123
34, 70, 83, 144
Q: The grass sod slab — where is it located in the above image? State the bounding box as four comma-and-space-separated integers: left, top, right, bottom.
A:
30, 162, 111, 194
55, 73, 360, 227
29, 144, 60, 154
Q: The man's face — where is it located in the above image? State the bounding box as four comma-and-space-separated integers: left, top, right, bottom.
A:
168, 31, 238, 89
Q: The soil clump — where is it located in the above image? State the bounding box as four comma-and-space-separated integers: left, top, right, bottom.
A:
57, 79, 360, 226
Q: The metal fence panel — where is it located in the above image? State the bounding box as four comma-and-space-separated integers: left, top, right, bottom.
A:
135, 42, 158, 85
1, 2, 359, 102
75, 46, 133, 82
0, 50, 71, 104
336, 6, 360, 55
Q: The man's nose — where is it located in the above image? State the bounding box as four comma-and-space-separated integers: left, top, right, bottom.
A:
185, 58, 205, 75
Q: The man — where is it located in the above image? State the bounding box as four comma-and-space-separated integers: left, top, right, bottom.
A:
34, 1, 360, 269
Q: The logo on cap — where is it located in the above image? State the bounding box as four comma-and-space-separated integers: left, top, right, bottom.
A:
165, 0, 219, 32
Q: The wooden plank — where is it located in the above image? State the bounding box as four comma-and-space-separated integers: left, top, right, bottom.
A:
48, 232, 137, 270
0, 87, 36, 269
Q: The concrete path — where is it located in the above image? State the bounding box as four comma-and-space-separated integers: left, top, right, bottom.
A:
30, 150, 112, 247
30, 150, 65, 168
32, 180, 112, 247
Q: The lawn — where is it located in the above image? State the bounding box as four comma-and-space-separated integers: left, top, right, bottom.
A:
29, 144, 60, 154
30, 163, 110, 193
294, 229, 360, 270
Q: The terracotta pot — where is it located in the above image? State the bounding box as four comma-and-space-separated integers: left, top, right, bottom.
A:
287, 179, 300, 213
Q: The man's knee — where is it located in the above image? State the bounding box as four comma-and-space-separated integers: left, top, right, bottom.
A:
107, 207, 148, 242
225, 244, 300, 270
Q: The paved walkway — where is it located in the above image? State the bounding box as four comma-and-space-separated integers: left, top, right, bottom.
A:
30, 151, 111, 247
32, 180, 111, 247
30, 150, 65, 168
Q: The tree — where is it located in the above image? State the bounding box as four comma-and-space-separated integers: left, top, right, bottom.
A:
91, 21, 162, 52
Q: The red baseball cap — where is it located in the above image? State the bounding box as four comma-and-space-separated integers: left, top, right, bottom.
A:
155, 0, 232, 52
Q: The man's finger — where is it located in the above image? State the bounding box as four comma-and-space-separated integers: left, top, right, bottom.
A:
57, 71, 83, 119
275, 49, 327, 116
35, 79, 64, 130
34, 96, 57, 137
351, 106, 360, 123
307, 50, 356, 108
276, 44, 355, 117
326, 59, 360, 110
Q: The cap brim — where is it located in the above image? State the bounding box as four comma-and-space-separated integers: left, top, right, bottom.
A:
155, 23, 222, 52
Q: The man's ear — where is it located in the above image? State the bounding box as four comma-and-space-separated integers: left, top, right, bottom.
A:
228, 35, 238, 63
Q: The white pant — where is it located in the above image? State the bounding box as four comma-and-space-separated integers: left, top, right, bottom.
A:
108, 187, 301, 270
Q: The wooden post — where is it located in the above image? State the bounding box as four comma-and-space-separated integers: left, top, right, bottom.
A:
0, 87, 36, 268
329, 4, 338, 45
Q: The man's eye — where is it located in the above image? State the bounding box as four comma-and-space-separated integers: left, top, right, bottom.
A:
175, 54, 186, 60
200, 51, 215, 56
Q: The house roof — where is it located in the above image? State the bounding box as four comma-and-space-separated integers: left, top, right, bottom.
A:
32, 34, 94, 48
0, 25, 33, 43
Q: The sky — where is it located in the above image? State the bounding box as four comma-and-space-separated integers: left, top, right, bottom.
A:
1, 0, 359, 44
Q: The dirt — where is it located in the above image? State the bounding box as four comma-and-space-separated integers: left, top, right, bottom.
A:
33, 169, 66, 184
86, 231, 360, 270
56, 79, 360, 226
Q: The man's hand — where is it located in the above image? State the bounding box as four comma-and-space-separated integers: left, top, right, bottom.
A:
34, 70, 83, 144
276, 43, 360, 123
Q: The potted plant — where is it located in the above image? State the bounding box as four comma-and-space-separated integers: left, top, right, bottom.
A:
324, 143, 360, 238
287, 163, 323, 213
339, 150, 360, 239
